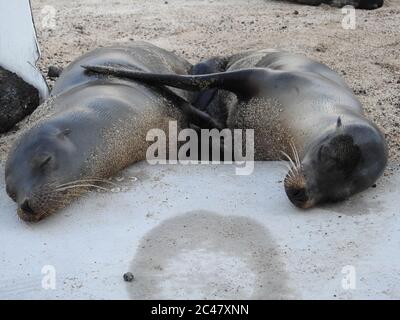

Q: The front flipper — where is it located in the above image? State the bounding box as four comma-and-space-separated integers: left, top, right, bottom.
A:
175, 96, 223, 130
157, 84, 223, 130
82, 64, 266, 101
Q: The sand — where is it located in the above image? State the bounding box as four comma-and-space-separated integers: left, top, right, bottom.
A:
0, 0, 399, 164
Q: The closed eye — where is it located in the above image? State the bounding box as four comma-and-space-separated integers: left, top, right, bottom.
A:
39, 155, 52, 169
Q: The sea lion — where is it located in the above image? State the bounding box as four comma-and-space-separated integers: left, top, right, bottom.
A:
83, 49, 388, 209
5, 42, 219, 222
287, 0, 383, 10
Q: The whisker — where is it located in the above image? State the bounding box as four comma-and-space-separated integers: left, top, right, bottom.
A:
289, 140, 300, 168
28, 176, 121, 219
280, 150, 298, 174
288, 140, 297, 168
55, 178, 119, 189
55, 184, 111, 192
281, 163, 295, 178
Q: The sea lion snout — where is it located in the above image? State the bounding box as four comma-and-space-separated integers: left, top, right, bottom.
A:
283, 170, 316, 209
20, 198, 34, 214
284, 186, 312, 209
18, 198, 43, 222
10, 180, 52, 222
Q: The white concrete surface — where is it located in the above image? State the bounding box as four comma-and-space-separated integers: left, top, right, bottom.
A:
0, 161, 399, 299
0, 0, 49, 100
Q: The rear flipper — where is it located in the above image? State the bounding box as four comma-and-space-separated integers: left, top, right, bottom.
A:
82, 64, 266, 101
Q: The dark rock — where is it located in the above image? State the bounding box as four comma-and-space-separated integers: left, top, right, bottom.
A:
354, 88, 367, 95
123, 272, 134, 282
48, 65, 63, 78
0, 66, 40, 133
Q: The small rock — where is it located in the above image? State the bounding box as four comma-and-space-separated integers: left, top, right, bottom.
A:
123, 272, 134, 282
315, 44, 327, 53
354, 88, 367, 95
74, 24, 84, 33
293, 10, 299, 15
48, 65, 63, 78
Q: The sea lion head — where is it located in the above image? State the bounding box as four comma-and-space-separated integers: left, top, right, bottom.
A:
284, 116, 387, 209
5, 122, 83, 222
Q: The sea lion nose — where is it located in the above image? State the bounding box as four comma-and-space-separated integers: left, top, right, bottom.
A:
20, 199, 35, 215
285, 187, 308, 208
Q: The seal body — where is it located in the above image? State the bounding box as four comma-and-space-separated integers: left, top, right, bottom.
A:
5, 42, 206, 221
84, 49, 388, 209
190, 51, 388, 208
